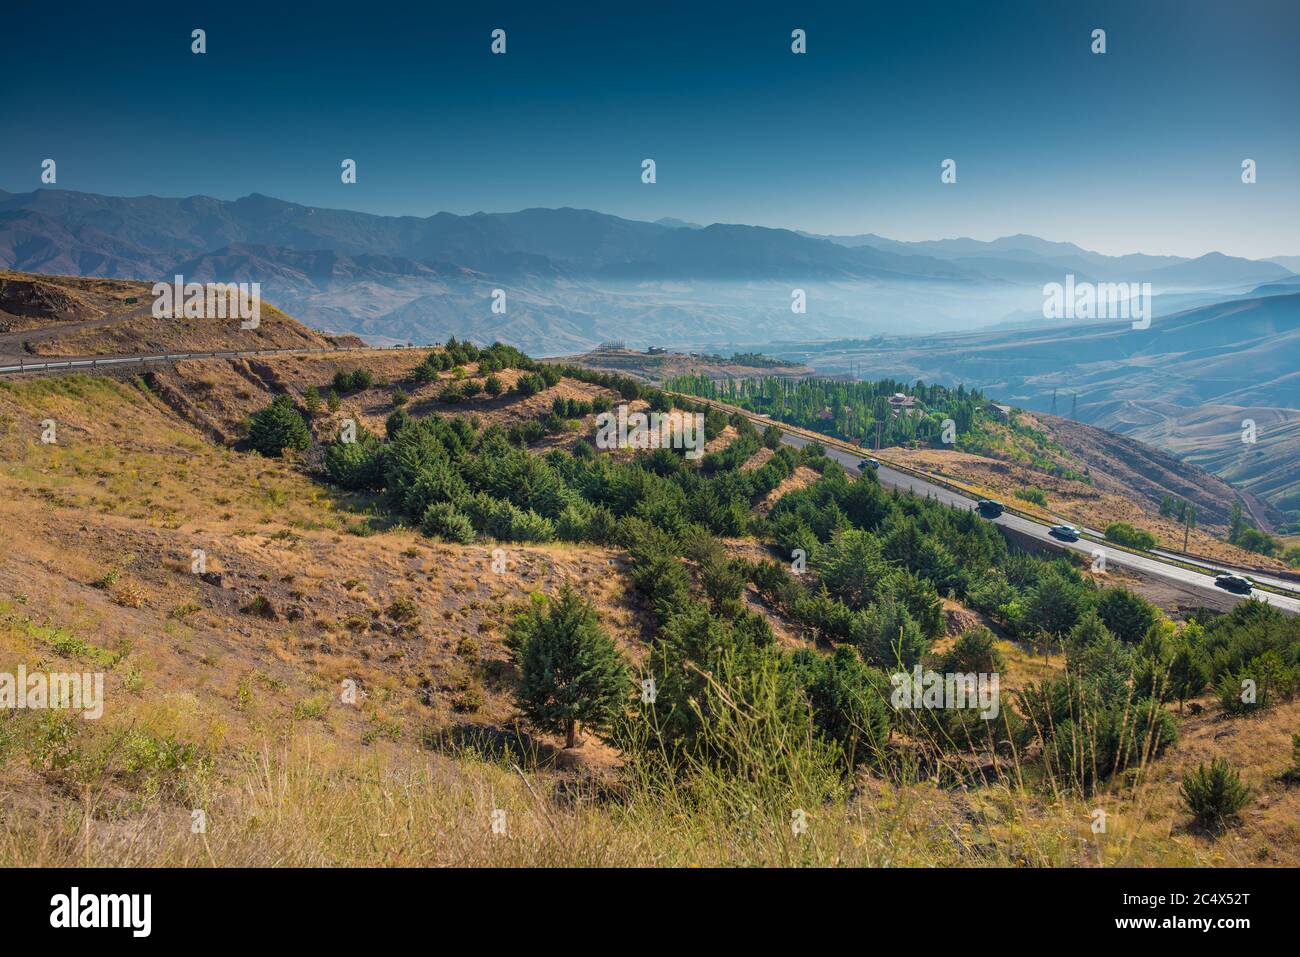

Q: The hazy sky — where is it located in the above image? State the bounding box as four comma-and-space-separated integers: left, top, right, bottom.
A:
6, 0, 1299, 258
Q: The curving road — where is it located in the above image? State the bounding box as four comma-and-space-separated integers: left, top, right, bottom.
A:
769, 430, 1300, 616
4, 348, 1297, 615
0, 344, 377, 375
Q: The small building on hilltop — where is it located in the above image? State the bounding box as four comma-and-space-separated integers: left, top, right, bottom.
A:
983, 402, 1012, 423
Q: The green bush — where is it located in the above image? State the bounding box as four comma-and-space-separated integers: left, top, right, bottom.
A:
1095, 587, 1159, 645
508, 587, 630, 748
333, 368, 373, 393
939, 625, 1005, 674
792, 645, 892, 768
1020, 678, 1176, 792
1216, 651, 1296, 714
1015, 485, 1048, 507
1180, 758, 1251, 829
248, 395, 310, 457
852, 593, 928, 669
1104, 521, 1157, 551
515, 373, 547, 396
421, 502, 476, 544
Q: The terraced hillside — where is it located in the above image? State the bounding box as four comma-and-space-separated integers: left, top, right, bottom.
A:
2, 295, 1299, 868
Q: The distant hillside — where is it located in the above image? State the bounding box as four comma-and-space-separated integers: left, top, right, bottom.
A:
549, 347, 813, 384
0, 270, 363, 359
803, 231, 1291, 287
779, 293, 1300, 529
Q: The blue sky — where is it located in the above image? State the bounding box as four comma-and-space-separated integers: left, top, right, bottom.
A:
5, 0, 1298, 257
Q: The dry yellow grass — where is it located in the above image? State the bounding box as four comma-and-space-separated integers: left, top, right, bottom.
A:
1, 370, 1298, 868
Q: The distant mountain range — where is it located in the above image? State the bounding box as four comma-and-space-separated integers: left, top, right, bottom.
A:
0, 187, 1294, 354
799, 230, 1293, 286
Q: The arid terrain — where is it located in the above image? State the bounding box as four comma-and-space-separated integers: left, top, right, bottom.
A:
546, 346, 813, 384
1, 284, 1298, 869
0, 271, 363, 360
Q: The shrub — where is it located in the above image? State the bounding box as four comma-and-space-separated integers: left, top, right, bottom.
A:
939, 625, 1005, 674
515, 373, 547, 397
333, 368, 373, 393
1235, 527, 1279, 557
508, 587, 630, 748
508, 507, 556, 543
385, 408, 410, 439
324, 431, 385, 490
248, 395, 310, 457
1181, 758, 1251, 829
1020, 570, 1090, 641
386, 596, 420, 623
1024, 682, 1176, 792
484, 374, 503, 396
1015, 485, 1048, 507
1282, 733, 1300, 785
792, 645, 891, 768
391, 387, 408, 408
1216, 651, 1296, 714
853, 593, 928, 669
421, 502, 475, 544
1095, 587, 1159, 645
1105, 521, 1157, 551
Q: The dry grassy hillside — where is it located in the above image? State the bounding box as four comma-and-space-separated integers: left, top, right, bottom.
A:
0, 270, 363, 360
1, 347, 1298, 868
881, 411, 1287, 570
145, 348, 620, 448
547, 346, 813, 385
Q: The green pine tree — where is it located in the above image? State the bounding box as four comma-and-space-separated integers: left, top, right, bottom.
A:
508, 587, 630, 748
248, 394, 310, 457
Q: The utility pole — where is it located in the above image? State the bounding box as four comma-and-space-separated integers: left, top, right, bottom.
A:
1070, 393, 1077, 419
1050, 389, 1058, 415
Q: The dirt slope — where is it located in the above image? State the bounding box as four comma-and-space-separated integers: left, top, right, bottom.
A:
0, 270, 363, 359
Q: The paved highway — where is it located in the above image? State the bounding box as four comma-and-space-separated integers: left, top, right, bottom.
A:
5, 349, 1296, 615
0, 345, 373, 375
775, 431, 1300, 616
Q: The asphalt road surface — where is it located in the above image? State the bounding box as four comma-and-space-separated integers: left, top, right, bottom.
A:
776, 431, 1300, 616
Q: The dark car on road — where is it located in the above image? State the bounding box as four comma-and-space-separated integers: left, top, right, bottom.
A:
857, 457, 881, 470
1214, 573, 1253, 594
977, 499, 1004, 517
